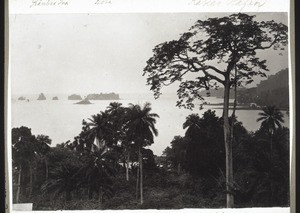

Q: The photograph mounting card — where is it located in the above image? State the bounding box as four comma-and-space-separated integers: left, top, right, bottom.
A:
6, 0, 294, 212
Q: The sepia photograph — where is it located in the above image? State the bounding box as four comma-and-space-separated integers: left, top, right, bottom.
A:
9, 11, 290, 211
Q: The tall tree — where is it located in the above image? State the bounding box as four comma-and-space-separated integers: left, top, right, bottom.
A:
76, 145, 116, 203
126, 102, 159, 204
183, 110, 225, 176
106, 102, 132, 181
36, 135, 52, 180
183, 114, 201, 139
86, 111, 115, 149
256, 105, 284, 159
12, 127, 37, 202
167, 136, 189, 174
143, 13, 287, 207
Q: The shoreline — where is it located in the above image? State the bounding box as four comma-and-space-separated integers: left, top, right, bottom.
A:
208, 106, 289, 111
204, 103, 288, 111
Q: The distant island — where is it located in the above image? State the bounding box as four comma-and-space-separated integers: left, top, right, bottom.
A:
37, 93, 46, 100
68, 94, 82, 100
75, 99, 92, 105
18, 96, 26, 101
52, 96, 59, 100
86, 93, 120, 100
68, 93, 120, 101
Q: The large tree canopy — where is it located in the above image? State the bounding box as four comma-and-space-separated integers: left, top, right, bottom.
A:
143, 13, 288, 109
143, 13, 287, 208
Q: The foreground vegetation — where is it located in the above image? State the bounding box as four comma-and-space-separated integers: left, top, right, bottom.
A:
12, 102, 289, 210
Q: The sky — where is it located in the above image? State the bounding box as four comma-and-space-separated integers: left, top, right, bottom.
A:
10, 12, 288, 96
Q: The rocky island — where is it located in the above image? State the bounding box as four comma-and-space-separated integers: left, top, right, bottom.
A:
75, 99, 92, 105
18, 96, 26, 101
86, 93, 120, 100
52, 96, 59, 100
68, 94, 82, 100
37, 93, 46, 100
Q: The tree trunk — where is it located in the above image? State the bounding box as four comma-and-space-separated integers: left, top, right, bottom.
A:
177, 163, 181, 174
29, 165, 33, 197
139, 144, 143, 204
135, 162, 139, 200
230, 66, 238, 141
223, 79, 234, 208
126, 152, 130, 181
88, 186, 93, 200
76, 187, 80, 200
45, 158, 49, 180
16, 165, 22, 203
66, 190, 71, 202
270, 130, 273, 162
99, 186, 103, 204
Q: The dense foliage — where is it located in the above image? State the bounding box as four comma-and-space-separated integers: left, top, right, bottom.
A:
162, 109, 289, 207
12, 103, 289, 210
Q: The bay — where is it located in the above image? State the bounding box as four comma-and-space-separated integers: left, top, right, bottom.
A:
11, 93, 290, 155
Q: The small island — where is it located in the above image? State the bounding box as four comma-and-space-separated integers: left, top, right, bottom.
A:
37, 93, 46, 100
52, 96, 59, 100
75, 99, 92, 105
86, 93, 120, 100
18, 96, 26, 101
68, 94, 82, 100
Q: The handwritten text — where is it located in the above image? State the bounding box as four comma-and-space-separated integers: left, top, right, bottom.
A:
30, 0, 68, 7
189, 0, 267, 11
95, 0, 112, 5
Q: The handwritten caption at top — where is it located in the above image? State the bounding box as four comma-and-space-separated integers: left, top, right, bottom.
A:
29, 0, 112, 7
30, 0, 68, 7
189, 0, 267, 11
28, 0, 265, 11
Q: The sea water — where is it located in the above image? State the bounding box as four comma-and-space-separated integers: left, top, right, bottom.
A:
11, 93, 289, 155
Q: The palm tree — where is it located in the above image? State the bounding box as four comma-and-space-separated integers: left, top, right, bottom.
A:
106, 102, 132, 181
86, 112, 115, 149
183, 113, 201, 139
77, 145, 116, 203
106, 102, 123, 116
41, 163, 78, 202
12, 126, 37, 202
256, 105, 284, 159
126, 102, 159, 204
36, 135, 52, 180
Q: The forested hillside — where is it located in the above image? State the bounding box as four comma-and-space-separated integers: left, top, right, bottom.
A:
237, 68, 288, 108
199, 69, 289, 109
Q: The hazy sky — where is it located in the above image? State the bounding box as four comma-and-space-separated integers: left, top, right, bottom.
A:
10, 13, 288, 95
